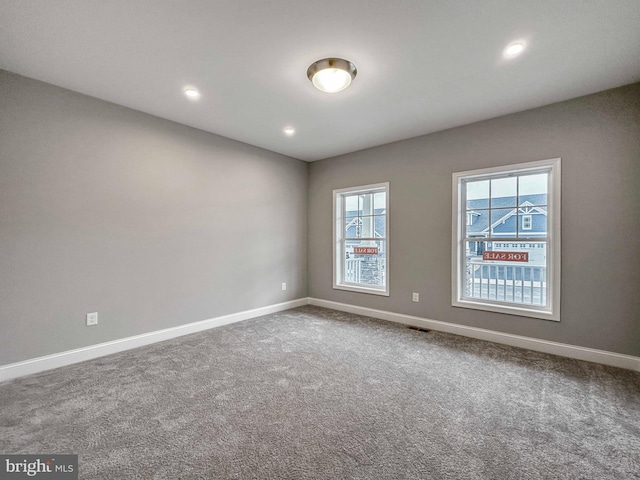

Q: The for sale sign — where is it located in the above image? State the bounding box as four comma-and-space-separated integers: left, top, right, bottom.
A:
482, 251, 529, 262
354, 246, 378, 255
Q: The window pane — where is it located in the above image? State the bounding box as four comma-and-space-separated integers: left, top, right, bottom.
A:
491, 177, 517, 207
464, 240, 547, 306
374, 191, 386, 211
345, 195, 359, 214
532, 211, 547, 235
343, 240, 386, 287
516, 208, 547, 237
466, 209, 489, 235
490, 208, 516, 236
374, 215, 386, 238
519, 173, 548, 206
360, 215, 376, 238
466, 180, 489, 209
359, 193, 375, 215
344, 215, 360, 239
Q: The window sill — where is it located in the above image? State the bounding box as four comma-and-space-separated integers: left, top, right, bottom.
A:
334, 283, 389, 297
452, 298, 559, 321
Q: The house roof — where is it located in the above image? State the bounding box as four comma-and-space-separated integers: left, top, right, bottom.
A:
467, 195, 547, 236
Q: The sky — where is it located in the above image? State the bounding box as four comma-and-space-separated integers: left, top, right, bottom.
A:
467, 173, 547, 200
345, 192, 386, 212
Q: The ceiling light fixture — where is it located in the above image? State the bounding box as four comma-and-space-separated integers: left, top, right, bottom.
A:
283, 126, 295, 136
184, 88, 200, 99
503, 42, 525, 59
307, 58, 357, 93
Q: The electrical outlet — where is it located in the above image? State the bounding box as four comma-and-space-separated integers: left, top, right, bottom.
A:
86, 312, 98, 326
281, 282, 287, 291
412, 293, 419, 302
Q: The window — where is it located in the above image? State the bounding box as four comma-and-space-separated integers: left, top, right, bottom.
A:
334, 183, 389, 296
452, 158, 561, 320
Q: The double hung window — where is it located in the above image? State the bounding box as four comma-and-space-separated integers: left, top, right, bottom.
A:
452, 159, 560, 320
334, 183, 389, 296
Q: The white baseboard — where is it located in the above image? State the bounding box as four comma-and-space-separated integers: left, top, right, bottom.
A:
3, 297, 638, 382
308, 298, 640, 372
0, 298, 308, 383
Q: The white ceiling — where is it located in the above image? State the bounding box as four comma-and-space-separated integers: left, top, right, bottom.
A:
1, 1, 639, 162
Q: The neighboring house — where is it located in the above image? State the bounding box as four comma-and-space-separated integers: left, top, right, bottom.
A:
343, 208, 387, 286
464, 194, 549, 304
466, 193, 547, 236
466, 194, 547, 265
341, 198, 548, 289
344, 207, 386, 244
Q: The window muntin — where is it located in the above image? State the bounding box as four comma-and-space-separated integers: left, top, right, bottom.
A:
452, 159, 560, 320
334, 183, 389, 296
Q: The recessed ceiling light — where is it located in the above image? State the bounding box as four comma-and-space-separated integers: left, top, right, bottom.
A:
307, 58, 357, 93
184, 88, 200, 99
503, 42, 525, 59
283, 126, 295, 136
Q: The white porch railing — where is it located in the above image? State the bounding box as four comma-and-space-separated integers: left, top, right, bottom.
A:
466, 261, 547, 306
344, 258, 363, 283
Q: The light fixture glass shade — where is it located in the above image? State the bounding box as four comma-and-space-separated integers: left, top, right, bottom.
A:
184, 88, 200, 98
307, 58, 357, 93
503, 42, 525, 58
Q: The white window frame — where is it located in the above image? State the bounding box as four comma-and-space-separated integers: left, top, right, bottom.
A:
522, 214, 532, 230
451, 158, 561, 321
333, 182, 389, 296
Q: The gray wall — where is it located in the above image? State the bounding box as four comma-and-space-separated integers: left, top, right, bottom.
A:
309, 83, 640, 356
2, 69, 638, 365
0, 70, 308, 365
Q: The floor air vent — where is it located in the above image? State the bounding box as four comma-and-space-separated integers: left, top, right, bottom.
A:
407, 326, 431, 333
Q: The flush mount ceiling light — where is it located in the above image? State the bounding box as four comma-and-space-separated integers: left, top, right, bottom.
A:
503, 42, 525, 59
283, 126, 295, 136
307, 58, 357, 93
183, 87, 200, 99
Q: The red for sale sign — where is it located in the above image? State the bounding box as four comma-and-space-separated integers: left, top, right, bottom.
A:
482, 251, 529, 262
354, 246, 379, 255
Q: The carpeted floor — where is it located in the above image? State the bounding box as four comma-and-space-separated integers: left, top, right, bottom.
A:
1, 306, 639, 479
